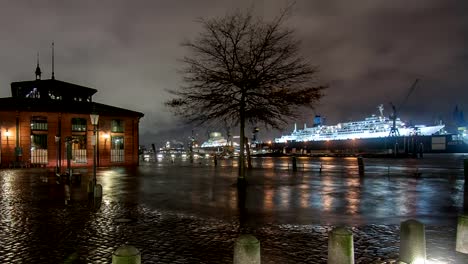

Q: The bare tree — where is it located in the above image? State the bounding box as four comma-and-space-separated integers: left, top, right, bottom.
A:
166, 9, 327, 183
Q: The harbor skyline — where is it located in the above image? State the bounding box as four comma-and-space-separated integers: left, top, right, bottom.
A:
1, 0, 467, 145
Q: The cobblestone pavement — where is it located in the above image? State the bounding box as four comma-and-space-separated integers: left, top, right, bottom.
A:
1, 201, 467, 263
1, 155, 468, 263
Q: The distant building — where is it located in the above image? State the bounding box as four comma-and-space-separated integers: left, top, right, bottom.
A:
0, 63, 144, 168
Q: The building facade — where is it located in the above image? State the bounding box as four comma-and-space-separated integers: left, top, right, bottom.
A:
0, 69, 144, 169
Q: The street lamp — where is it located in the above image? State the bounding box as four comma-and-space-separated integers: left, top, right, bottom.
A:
55, 135, 60, 174
90, 113, 99, 190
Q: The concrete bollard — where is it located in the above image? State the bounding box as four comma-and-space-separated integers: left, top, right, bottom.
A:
112, 245, 141, 264
292, 156, 297, 172
357, 157, 364, 176
399, 219, 426, 263
233, 234, 260, 264
456, 214, 468, 253
94, 184, 102, 198
328, 227, 354, 264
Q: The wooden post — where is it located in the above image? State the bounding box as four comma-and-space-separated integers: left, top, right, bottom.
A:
464, 158, 468, 188
292, 156, 297, 172
357, 157, 364, 176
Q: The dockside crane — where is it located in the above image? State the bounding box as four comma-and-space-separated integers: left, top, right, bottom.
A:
389, 78, 419, 137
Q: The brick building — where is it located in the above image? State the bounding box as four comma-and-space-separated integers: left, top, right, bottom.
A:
0, 65, 144, 169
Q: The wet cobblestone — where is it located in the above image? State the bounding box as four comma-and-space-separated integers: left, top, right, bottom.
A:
1, 199, 468, 263
1, 154, 468, 263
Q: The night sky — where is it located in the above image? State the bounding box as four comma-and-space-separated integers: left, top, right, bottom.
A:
1, 0, 467, 146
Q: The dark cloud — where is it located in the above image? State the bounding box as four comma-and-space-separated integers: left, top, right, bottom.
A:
1, 0, 467, 146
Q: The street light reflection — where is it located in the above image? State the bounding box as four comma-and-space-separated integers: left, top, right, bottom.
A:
299, 184, 310, 208
322, 175, 334, 212
279, 186, 291, 208
100, 170, 117, 195
345, 177, 361, 215
263, 188, 274, 210
426, 259, 447, 264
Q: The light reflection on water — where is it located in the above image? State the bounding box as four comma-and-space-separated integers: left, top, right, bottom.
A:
0, 154, 466, 226
345, 177, 361, 215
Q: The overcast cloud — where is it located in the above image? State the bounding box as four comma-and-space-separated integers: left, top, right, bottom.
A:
1, 0, 467, 146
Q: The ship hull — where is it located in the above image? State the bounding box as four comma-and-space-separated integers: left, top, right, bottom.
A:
273, 134, 468, 154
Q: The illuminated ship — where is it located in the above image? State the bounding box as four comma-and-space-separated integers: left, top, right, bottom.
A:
275, 105, 445, 143
200, 132, 229, 148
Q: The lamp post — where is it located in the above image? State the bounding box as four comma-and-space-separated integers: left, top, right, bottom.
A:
90, 113, 99, 190
55, 135, 60, 174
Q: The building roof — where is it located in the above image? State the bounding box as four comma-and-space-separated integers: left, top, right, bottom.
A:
0, 97, 143, 117
11, 79, 98, 99
2, 78, 144, 118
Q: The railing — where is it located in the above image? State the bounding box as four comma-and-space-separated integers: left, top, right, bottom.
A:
31, 149, 48, 164
72, 149, 87, 163
31, 122, 48, 131
71, 124, 87, 132
111, 149, 125, 163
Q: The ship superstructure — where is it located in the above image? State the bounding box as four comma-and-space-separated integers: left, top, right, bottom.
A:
275, 105, 445, 143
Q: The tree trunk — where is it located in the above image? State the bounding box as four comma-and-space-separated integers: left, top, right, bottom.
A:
245, 137, 252, 169
238, 127, 245, 180
237, 92, 249, 186
238, 110, 245, 180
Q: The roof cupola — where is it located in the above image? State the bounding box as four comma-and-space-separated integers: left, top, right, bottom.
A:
35, 53, 42, 80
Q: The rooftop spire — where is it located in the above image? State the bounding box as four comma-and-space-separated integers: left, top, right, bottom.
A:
51, 42, 55, 80
35, 52, 42, 80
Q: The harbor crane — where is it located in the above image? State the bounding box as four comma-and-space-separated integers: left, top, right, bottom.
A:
389, 78, 419, 137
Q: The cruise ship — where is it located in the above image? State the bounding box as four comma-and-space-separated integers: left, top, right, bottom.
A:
275, 105, 445, 143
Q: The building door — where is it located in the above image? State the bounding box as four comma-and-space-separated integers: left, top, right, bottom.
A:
71, 135, 87, 164
111, 136, 124, 163
31, 134, 48, 165
31, 116, 48, 166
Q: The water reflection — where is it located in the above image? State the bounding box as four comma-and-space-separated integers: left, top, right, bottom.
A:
0, 154, 465, 230
321, 175, 334, 212
345, 177, 361, 215
263, 188, 274, 210
299, 184, 310, 208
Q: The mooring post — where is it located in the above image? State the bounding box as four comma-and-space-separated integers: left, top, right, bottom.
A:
292, 156, 297, 172
464, 159, 468, 213
357, 156, 364, 176
399, 219, 426, 263
464, 158, 468, 189
233, 234, 260, 264
328, 227, 354, 264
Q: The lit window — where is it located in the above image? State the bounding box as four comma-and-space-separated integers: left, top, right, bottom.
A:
111, 119, 124, 133
71, 118, 87, 132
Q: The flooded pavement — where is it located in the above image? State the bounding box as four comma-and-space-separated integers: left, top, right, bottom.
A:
1, 153, 468, 263
113, 153, 466, 226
